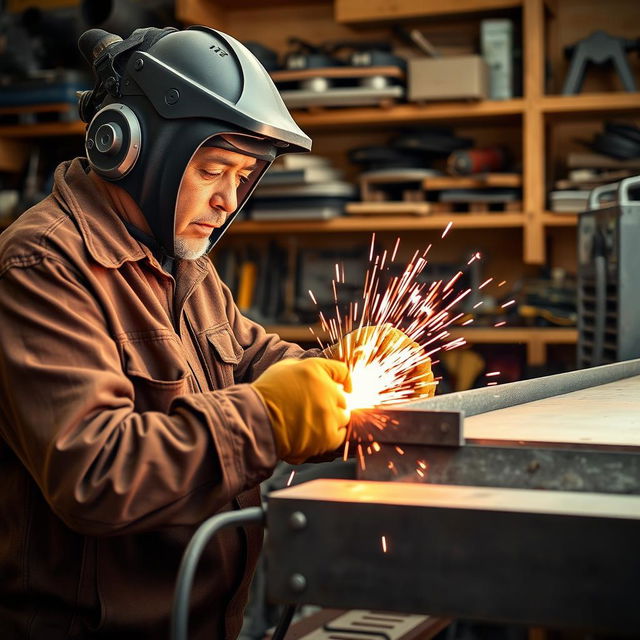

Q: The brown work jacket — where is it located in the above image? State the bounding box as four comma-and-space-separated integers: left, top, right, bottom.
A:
0, 158, 307, 639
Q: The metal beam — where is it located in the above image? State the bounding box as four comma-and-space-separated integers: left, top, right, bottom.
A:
396, 359, 640, 417
359, 443, 640, 494
359, 409, 463, 447
266, 479, 640, 634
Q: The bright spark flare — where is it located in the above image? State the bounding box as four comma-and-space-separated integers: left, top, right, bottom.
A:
286, 470, 295, 487
381, 535, 388, 553
309, 230, 507, 464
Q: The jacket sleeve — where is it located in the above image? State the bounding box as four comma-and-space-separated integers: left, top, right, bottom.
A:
0, 255, 278, 536
217, 277, 322, 383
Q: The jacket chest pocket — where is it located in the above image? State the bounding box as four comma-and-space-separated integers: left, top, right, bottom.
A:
204, 324, 243, 388
119, 331, 192, 413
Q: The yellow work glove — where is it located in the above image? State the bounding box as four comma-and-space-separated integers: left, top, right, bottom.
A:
252, 357, 352, 464
324, 324, 436, 398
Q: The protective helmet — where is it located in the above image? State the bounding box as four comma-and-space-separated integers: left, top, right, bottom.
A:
78, 26, 312, 256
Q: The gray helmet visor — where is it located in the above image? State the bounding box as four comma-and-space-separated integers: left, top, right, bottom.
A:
202, 132, 280, 162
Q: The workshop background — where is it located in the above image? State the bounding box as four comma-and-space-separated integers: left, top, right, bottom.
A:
0, 0, 639, 388
2, 3, 640, 640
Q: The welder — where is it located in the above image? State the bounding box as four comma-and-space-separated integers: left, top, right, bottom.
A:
0, 26, 433, 639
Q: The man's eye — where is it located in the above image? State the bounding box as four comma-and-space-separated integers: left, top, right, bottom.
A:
200, 169, 221, 179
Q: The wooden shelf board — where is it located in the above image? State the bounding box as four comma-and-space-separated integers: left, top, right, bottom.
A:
0, 121, 85, 138
265, 324, 577, 345
449, 326, 577, 344
542, 212, 578, 226
292, 99, 525, 130
335, 0, 522, 23
271, 66, 405, 82
228, 213, 526, 234
0, 99, 525, 137
541, 93, 640, 116
423, 174, 522, 189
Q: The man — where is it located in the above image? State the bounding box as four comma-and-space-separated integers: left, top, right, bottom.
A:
0, 26, 432, 639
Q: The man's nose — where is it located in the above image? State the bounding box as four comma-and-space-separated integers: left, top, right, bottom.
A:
210, 175, 237, 214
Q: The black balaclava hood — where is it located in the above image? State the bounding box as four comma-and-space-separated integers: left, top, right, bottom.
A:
80, 25, 312, 260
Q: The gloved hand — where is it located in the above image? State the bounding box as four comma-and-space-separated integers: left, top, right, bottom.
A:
324, 324, 436, 398
252, 357, 352, 464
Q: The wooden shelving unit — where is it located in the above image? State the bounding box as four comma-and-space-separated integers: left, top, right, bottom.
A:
3, 0, 639, 372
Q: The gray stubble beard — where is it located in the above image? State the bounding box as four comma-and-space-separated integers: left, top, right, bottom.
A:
174, 235, 210, 260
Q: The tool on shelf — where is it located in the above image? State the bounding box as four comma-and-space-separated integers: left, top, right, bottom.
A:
272, 37, 406, 110
562, 29, 640, 94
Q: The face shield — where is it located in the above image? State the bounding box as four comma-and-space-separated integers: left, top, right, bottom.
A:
174, 133, 276, 259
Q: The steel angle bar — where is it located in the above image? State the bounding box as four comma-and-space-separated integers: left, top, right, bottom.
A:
357, 409, 463, 447
395, 358, 640, 417
359, 443, 640, 495
266, 479, 640, 634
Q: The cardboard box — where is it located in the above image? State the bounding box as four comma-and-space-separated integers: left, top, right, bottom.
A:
408, 55, 489, 102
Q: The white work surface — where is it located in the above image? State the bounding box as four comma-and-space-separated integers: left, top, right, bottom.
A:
464, 375, 640, 448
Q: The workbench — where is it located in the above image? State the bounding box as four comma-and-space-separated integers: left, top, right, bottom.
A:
265, 360, 640, 635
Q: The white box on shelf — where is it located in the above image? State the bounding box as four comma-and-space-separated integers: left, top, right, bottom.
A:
481, 19, 513, 100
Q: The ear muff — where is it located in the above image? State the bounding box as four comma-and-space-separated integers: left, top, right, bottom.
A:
85, 103, 141, 179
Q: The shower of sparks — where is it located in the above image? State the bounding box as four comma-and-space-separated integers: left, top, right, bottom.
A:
307, 227, 508, 467
381, 536, 388, 553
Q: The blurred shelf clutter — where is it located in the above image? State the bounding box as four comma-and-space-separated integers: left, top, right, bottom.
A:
549, 122, 640, 214
243, 15, 520, 113
248, 154, 356, 221
2, 0, 640, 381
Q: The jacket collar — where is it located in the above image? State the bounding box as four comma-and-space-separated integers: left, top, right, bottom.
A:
52, 158, 209, 281
53, 158, 151, 269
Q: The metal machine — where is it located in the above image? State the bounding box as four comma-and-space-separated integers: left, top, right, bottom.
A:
173, 359, 640, 639
578, 176, 640, 367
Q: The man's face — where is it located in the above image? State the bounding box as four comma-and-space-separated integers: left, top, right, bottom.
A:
174, 146, 258, 260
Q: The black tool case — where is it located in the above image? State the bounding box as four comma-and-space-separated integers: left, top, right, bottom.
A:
578, 176, 640, 367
